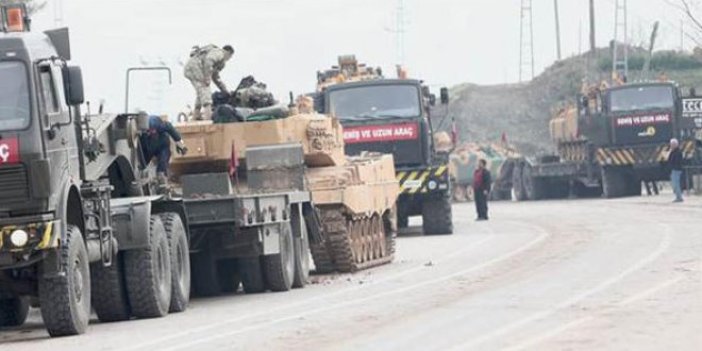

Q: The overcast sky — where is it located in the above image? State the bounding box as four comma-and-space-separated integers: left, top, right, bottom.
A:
30, 0, 690, 118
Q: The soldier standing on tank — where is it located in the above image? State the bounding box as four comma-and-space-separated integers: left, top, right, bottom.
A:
473, 159, 492, 221
184, 44, 234, 120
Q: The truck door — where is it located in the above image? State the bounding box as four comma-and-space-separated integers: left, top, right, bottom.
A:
38, 62, 80, 193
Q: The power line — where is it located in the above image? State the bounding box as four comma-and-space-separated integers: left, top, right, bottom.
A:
519, 0, 534, 82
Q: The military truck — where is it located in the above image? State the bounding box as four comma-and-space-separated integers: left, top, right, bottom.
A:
508, 81, 702, 200
0, 5, 190, 336
315, 55, 453, 235
171, 110, 398, 292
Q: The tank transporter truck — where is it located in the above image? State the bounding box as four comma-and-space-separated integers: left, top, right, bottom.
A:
0, 5, 189, 336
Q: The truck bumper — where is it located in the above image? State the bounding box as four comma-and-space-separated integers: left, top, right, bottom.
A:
0, 216, 60, 269
396, 165, 450, 196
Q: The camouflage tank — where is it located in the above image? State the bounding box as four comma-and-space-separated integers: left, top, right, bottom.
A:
306, 154, 398, 272
433, 132, 519, 202
171, 109, 399, 273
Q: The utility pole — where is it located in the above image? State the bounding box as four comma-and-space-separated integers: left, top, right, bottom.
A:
54, 0, 64, 27
554, 0, 562, 60
519, 0, 535, 82
589, 0, 596, 53
395, 0, 407, 66
612, 0, 629, 81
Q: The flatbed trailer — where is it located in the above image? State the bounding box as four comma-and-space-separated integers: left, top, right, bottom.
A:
177, 144, 319, 295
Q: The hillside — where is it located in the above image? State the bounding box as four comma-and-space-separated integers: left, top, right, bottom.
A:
447, 48, 702, 155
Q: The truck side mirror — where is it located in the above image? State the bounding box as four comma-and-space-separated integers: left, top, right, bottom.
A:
440, 87, 449, 105
429, 94, 436, 107
63, 66, 84, 106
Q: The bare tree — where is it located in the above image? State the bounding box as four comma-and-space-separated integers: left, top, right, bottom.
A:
0, 0, 46, 15
666, 0, 702, 46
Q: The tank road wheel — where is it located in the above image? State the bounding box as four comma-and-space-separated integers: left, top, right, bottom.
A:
383, 207, 398, 257
422, 196, 454, 235
238, 257, 265, 294
0, 296, 29, 327
38, 225, 91, 336
363, 219, 372, 262
292, 219, 310, 289
91, 253, 131, 322
159, 213, 190, 313
263, 223, 296, 292
124, 215, 172, 319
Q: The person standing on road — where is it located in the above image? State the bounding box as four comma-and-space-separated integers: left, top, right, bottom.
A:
473, 159, 492, 220
184, 44, 234, 121
667, 138, 684, 203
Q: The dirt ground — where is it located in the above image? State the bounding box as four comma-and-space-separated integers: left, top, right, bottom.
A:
2, 193, 701, 351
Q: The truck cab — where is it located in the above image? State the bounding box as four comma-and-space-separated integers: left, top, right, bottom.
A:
317, 66, 453, 235
0, 5, 190, 337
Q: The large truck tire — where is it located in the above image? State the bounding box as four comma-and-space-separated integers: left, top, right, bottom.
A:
38, 225, 91, 336
602, 167, 626, 198
91, 253, 131, 322
422, 196, 454, 235
190, 253, 221, 297
238, 257, 266, 294
0, 296, 29, 327
217, 259, 241, 293
522, 164, 546, 200
158, 213, 190, 313
124, 215, 172, 319
263, 223, 295, 292
292, 219, 310, 289
397, 214, 409, 229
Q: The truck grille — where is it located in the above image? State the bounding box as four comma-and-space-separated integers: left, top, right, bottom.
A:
0, 165, 29, 200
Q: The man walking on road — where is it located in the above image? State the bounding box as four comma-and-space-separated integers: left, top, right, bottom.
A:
473, 159, 492, 220
184, 44, 234, 120
667, 138, 684, 203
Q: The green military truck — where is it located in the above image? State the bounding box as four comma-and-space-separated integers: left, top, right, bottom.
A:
0, 5, 190, 336
315, 56, 453, 235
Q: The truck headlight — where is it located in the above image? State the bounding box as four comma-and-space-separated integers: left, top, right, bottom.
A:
428, 180, 438, 190
10, 229, 29, 247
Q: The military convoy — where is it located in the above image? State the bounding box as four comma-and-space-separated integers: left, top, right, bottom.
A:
314, 55, 454, 235
503, 81, 702, 200
169, 110, 399, 295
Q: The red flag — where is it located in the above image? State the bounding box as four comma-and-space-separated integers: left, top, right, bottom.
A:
229, 141, 239, 179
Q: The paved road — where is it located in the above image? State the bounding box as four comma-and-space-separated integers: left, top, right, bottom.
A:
2, 195, 701, 350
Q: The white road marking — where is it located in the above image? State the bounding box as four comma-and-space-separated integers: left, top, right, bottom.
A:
121, 223, 514, 351
448, 219, 673, 351
158, 223, 550, 351
503, 275, 685, 351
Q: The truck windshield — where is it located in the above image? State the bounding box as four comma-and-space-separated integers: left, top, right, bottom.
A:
0, 62, 30, 131
609, 86, 674, 113
328, 84, 421, 120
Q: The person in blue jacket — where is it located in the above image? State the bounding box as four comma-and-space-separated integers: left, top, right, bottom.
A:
139, 113, 188, 182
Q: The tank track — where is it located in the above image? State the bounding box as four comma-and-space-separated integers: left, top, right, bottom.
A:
310, 207, 395, 273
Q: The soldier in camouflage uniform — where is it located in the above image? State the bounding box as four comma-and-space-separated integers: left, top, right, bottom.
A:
184, 44, 234, 120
